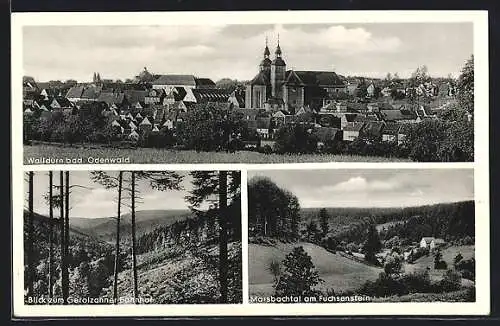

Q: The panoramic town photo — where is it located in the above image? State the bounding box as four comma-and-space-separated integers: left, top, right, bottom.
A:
22, 23, 474, 164
23, 170, 242, 304
248, 169, 475, 303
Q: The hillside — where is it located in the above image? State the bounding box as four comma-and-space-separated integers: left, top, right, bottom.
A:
404, 245, 475, 287
249, 241, 381, 297
101, 241, 243, 304
69, 209, 192, 243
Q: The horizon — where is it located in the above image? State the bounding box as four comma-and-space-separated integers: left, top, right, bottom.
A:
248, 169, 474, 208
23, 23, 473, 82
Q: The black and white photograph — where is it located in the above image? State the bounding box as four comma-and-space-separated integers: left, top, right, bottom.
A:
248, 169, 476, 303
22, 22, 474, 164
23, 170, 242, 304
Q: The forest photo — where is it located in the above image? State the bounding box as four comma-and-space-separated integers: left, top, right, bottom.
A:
248, 169, 475, 303
23, 170, 242, 305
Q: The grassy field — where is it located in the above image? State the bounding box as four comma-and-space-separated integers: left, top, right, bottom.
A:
24, 144, 409, 164
403, 245, 475, 286
249, 242, 382, 297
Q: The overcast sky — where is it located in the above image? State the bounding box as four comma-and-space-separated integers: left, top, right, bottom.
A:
24, 171, 200, 218
248, 169, 474, 208
23, 23, 473, 82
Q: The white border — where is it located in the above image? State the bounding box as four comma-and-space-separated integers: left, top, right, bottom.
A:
11, 10, 490, 317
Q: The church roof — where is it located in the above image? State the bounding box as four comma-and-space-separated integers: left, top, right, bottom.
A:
250, 70, 270, 86
285, 71, 346, 87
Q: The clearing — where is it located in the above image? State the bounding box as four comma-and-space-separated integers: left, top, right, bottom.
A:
403, 245, 475, 286
249, 242, 382, 297
24, 144, 409, 164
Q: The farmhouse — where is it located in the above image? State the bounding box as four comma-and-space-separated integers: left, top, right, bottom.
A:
420, 237, 446, 250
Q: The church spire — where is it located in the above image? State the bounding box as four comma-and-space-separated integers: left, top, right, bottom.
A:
275, 33, 282, 56
264, 36, 270, 57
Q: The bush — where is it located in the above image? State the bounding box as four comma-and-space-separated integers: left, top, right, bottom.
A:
401, 270, 432, 293
456, 258, 475, 281
434, 269, 462, 293
358, 272, 408, 297
274, 246, 323, 297
274, 124, 318, 154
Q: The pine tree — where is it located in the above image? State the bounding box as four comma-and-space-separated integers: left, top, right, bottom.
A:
362, 224, 382, 264
26, 171, 35, 298
131, 171, 138, 300
48, 171, 54, 298
186, 171, 241, 303
319, 208, 329, 238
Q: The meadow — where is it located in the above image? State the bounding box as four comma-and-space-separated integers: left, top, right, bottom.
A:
24, 144, 409, 164
248, 242, 382, 297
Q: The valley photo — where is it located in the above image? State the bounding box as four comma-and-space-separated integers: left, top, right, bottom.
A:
22, 22, 474, 164
248, 169, 475, 303
23, 170, 242, 304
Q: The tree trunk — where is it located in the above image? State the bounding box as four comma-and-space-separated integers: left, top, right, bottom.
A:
218, 171, 228, 303
63, 171, 70, 301
113, 171, 123, 303
131, 171, 139, 301
27, 172, 34, 298
59, 171, 68, 304
48, 171, 53, 298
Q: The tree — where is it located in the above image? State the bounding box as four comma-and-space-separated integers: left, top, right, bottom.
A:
362, 224, 382, 264
90, 171, 124, 303
26, 172, 35, 298
305, 220, 321, 243
274, 124, 317, 154
186, 171, 241, 303
248, 177, 301, 239
355, 78, 368, 99
319, 208, 329, 237
63, 171, 70, 302
48, 171, 54, 298
275, 246, 323, 297
457, 55, 474, 114
384, 253, 403, 275
454, 252, 464, 268
131, 171, 138, 301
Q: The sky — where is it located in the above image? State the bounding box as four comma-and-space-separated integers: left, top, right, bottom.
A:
24, 171, 204, 218
23, 23, 473, 82
248, 169, 474, 208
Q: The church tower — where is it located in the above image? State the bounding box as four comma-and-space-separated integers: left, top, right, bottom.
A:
259, 37, 272, 72
271, 37, 286, 98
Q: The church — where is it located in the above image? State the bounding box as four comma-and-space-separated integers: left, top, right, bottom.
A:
245, 40, 348, 112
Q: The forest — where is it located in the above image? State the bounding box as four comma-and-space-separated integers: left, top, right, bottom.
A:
24, 170, 242, 304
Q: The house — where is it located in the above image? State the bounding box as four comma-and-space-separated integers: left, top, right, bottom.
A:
80, 85, 102, 102
194, 77, 216, 89
381, 123, 401, 142
379, 109, 418, 123
366, 83, 376, 97
256, 117, 271, 139
151, 74, 197, 93
128, 130, 140, 141
65, 85, 85, 102
144, 88, 166, 105
228, 90, 246, 108
397, 124, 412, 145
192, 88, 231, 104
50, 97, 73, 110
97, 92, 127, 108
340, 113, 358, 129
420, 237, 446, 250
342, 122, 364, 141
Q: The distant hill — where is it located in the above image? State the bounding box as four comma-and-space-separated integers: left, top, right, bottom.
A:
69, 209, 193, 243
249, 241, 381, 297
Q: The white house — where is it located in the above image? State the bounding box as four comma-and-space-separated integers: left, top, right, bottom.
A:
420, 237, 446, 251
